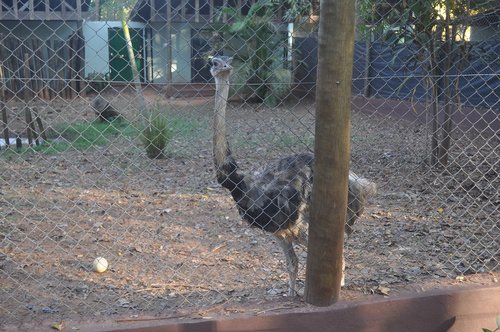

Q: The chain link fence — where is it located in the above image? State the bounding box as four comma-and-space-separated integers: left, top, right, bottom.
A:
1, 0, 499, 328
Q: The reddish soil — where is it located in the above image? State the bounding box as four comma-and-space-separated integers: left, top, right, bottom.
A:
1, 89, 498, 330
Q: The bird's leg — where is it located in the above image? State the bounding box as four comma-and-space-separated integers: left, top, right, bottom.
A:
341, 235, 348, 287
341, 255, 345, 287
277, 238, 298, 296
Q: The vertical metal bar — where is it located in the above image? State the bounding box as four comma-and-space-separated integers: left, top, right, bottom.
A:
223, 0, 227, 22
76, 0, 81, 18
13, 0, 18, 19
209, 0, 214, 23
166, 0, 173, 85
94, 0, 99, 20
29, 0, 34, 19
195, 0, 199, 22
181, 0, 186, 20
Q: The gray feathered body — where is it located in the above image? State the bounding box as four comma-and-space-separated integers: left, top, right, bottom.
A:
223, 151, 375, 243
210, 56, 376, 295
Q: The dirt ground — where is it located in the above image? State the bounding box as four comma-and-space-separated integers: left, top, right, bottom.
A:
0, 89, 499, 330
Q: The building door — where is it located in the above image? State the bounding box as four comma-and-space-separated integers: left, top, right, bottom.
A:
191, 29, 211, 83
108, 28, 144, 82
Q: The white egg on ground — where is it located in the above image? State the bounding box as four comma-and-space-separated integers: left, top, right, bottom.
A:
92, 257, 108, 273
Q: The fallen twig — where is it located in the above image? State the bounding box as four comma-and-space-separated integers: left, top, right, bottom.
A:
135, 283, 219, 293
255, 305, 298, 315
116, 313, 190, 323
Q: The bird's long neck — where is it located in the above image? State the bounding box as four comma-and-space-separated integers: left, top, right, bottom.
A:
213, 76, 230, 169
213, 75, 246, 200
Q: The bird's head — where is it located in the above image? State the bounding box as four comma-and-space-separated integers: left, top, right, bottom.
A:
210, 56, 233, 79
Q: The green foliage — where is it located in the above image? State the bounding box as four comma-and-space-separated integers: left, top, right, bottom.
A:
1, 108, 207, 160
140, 111, 173, 159
0, 119, 133, 159
219, 0, 292, 106
482, 314, 500, 332
356, 0, 495, 168
55, 119, 134, 150
280, 0, 314, 22
266, 67, 292, 106
1, 110, 205, 160
357, 0, 495, 45
96, 0, 137, 20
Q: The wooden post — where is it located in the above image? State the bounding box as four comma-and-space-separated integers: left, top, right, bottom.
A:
32, 107, 47, 141
48, 39, 56, 99
24, 107, 34, 146
1, 104, 9, 148
0, 61, 4, 100
22, 53, 38, 146
76, 27, 86, 98
27, 108, 40, 146
16, 136, 22, 150
304, 0, 356, 306
0, 66, 8, 146
23, 53, 32, 102
69, 33, 78, 99
363, 33, 372, 98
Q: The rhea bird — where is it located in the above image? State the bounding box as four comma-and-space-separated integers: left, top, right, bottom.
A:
211, 56, 376, 296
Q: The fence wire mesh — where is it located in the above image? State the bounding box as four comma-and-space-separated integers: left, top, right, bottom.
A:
0, 0, 499, 328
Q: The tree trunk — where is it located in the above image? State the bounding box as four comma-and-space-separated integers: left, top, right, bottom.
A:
429, 30, 441, 168
363, 34, 373, 98
1, 103, 9, 148
430, 76, 439, 167
0, 64, 8, 148
305, 0, 355, 306
438, 6, 454, 168
121, 14, 147, 114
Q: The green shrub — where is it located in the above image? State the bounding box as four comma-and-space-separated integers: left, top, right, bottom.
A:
482, 314, 500, 332
265, 67, 292, 107
57, 119, 132, 149
141, 112, 172, 159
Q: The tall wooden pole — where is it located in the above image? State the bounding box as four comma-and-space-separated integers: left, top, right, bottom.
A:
121, 6, 147, 114
0, 63, 9, 147
304, 0, 356, 306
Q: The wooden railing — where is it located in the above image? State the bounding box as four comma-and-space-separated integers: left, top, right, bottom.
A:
0, 0, 97, 20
